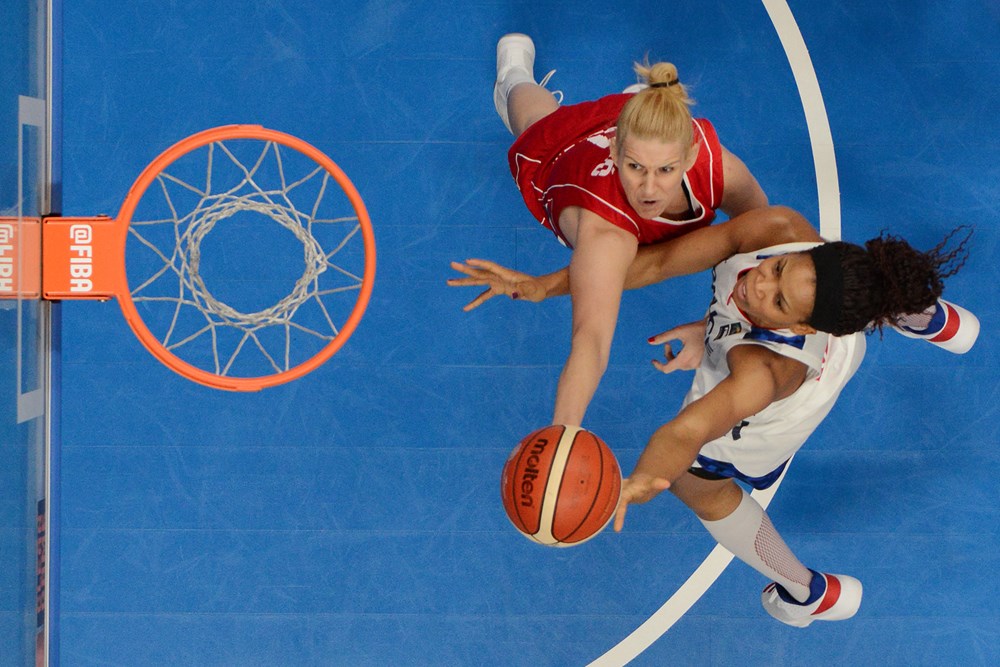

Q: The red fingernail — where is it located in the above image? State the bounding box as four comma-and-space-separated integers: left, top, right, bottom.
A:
647, 337, 655, 343
511, 292, 519, 299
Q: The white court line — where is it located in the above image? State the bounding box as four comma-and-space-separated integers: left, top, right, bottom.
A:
588, 467, 790, 667
588, 2, 841, 664
763, 0, 842, 240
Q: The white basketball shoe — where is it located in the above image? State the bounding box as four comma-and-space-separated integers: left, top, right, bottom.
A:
493, 33, 560, 134
894, 298, 979, 354
493, 33, 537, 133
761, 571, 863, 628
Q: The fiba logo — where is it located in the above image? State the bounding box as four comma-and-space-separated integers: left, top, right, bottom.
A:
68, 224, 94, 292
0, 223, 13, 292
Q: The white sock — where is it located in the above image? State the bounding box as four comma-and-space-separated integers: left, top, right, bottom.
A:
895, 302, 937, 332
700, 489, 814, 602
497, 69, 536, 103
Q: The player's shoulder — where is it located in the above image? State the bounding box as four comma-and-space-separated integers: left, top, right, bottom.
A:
723, 342, 809, 407
693, 117, 716, 132
727, 341, 804, 374
692, 117, 720, 146
735, 326, 830, 377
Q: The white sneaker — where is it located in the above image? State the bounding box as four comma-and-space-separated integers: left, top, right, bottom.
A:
493, 33, 562, 134
894, 298, 979, 354
761, 571, 862, 628
493, 33, 537, 133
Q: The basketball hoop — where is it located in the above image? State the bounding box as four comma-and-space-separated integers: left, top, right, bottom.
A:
36, 125, 376, 391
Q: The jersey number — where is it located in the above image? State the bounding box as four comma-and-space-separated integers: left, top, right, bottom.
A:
590, 158, 614, 177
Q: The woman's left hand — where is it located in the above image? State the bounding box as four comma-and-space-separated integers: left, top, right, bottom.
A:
613, 472, 671, 532
447, 258, 548, 311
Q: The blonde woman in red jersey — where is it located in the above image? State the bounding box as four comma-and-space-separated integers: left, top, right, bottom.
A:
491, 33, 768, 427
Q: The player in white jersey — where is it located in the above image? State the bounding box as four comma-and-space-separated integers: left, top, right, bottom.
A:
615, 216, 969, 627
682, 242, 866, 490
449, 205, 972, 626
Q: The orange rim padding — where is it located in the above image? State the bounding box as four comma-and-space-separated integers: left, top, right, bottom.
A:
47, 125, 376, 391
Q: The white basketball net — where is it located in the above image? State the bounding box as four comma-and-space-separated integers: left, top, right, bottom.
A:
127, 139, 366, 377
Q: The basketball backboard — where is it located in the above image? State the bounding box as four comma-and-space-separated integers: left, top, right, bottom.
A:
1, 0, 59, 664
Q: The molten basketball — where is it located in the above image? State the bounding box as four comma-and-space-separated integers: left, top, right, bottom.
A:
501, 425, 622, 547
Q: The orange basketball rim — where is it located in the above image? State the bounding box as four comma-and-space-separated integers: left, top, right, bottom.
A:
23, 125, 376, 391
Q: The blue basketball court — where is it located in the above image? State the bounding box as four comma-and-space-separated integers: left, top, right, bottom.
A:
3, 1, 998, 664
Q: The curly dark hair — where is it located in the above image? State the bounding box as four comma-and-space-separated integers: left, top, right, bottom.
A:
810, 227, 972, 336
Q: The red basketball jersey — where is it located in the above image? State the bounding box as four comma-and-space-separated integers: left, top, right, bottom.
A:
508, 93, 725, 245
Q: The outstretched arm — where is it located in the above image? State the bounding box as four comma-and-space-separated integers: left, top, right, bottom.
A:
552, 211, 638, 426
448, 206, 821, 309
613, 343, 808, 531
620, 205, 821, 290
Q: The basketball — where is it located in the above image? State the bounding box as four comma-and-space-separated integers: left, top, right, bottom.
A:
501, 425, 622, 547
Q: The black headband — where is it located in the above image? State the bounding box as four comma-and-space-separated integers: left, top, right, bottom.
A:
649, 79, 680, 88
806, 243, 844, 333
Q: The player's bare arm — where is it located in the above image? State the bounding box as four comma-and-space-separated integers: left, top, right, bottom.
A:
613, 344, 807, 530
625, 206, 820, 290
448, 206, 821, 310
551, 206, 638, 425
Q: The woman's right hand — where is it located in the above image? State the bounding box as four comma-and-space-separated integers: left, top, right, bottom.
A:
447, 258, 549, 311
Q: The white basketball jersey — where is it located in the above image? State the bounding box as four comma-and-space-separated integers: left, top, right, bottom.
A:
685, 243, 867, 481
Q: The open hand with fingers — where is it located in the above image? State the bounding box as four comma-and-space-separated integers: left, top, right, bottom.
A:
613, 472, 672, 532
649, 319, 708, 374
447, 258, 549, 311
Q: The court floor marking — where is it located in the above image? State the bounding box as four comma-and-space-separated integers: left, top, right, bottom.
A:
589, 1, 841, 664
